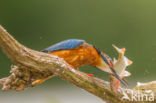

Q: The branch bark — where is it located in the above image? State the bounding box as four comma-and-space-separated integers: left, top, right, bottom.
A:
0, 25, 155, 103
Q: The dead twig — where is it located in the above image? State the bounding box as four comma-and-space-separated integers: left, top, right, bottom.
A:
0, 25, 155, 103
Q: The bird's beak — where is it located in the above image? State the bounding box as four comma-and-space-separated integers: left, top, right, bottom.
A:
99, 52, 128, 87
109, 66, 128, 87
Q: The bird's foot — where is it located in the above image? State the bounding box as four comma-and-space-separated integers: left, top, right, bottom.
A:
110, 75, 121, 91
86, 74, 94, 77
114, 81, 120, 91
82, 72, 94, 77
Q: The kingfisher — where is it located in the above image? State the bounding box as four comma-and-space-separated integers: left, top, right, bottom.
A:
32, 39, 127, 87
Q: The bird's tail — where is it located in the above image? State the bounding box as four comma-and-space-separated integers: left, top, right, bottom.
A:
32, 75, 54, 87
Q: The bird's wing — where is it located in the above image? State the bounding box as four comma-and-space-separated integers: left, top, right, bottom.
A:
42, 39, 85, 52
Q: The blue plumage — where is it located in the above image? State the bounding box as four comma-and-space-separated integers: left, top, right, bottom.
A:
100, 54, 113, 66
41, 39, 127, 86
42, 39, 85, 52
93, 46, 113, 66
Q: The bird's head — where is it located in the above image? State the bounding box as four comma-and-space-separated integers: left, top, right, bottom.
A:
96, 52, 113, 73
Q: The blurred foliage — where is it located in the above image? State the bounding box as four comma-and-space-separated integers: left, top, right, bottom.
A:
0, 0, 156, 87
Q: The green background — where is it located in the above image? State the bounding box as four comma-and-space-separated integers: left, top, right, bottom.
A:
0, 0, 156, 103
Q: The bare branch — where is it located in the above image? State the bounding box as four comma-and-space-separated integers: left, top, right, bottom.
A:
0, 25, 155, 103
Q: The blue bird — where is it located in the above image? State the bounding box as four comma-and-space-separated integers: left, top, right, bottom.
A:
32, 39, 127, 87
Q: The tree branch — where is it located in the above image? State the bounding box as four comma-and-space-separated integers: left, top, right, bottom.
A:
0, 25, 155, 103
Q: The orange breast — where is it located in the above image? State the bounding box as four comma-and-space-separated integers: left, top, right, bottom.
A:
50, 43, 101, 68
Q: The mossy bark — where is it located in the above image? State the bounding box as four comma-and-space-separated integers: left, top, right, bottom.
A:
0, 25, 155, 103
